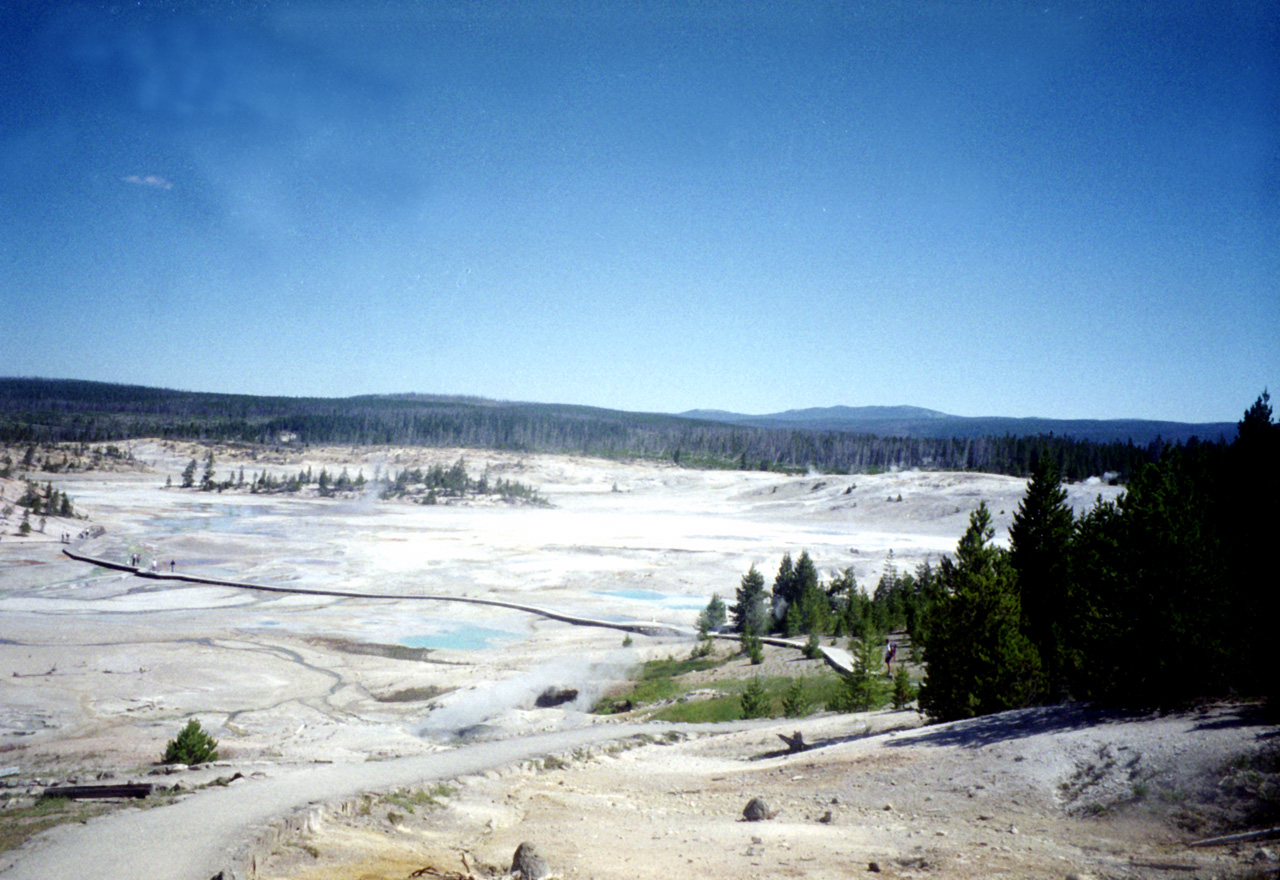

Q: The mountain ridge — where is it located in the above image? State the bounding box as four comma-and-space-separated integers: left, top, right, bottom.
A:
0, 377, 1237, 448
679, 404, 1235, 445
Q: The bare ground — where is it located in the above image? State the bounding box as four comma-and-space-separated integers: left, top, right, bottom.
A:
1, 443, 1276, 879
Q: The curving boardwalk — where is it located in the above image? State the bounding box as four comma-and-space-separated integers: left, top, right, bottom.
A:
62, 549, 695, 638
63, 550, 860, 673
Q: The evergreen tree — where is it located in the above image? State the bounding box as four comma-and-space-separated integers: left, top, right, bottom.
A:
1009, 456, 1074, 699
782, 678, 807, 718
789, 551, 830, 636
1103, 448, 1229, 705
891, 663, 914, 710
697, 593, 727, 635
871, 551, 920, 632
792, 550, 819, 602
802, 631, 821, 659
771, 552, 796, 630
826, 567, 863, 635
200, 451, 215, 490
918, 503, 1044, 721
742, 625, 765, 664
906, 561, 937, 642
740, 677, 769, 718
1223, 392, 1280, 711
731, 564, 770, 635
1066, 497, 1127, 699
162, 718, 219, 764
181, 458, 197, 488
840, 621, 885, 712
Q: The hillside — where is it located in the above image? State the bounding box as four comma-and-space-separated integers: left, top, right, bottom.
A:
0, 377, 1212, 479
682, 404, 1236, 445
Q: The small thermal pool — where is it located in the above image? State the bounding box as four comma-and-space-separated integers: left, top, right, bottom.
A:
590, 589, 709, 610
400, 625, 521, 651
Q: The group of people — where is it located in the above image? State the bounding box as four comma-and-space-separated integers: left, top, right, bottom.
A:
128, 553, 176, 573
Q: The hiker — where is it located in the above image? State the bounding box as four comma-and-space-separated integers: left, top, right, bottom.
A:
884, 641, 897, 673
170, 560, 175, 572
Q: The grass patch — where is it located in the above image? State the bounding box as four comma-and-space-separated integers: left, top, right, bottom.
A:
381, 782, 454, 814
646, 673, 847, 722
594, 653, 731, 712
595, 646, 883, 722
0, 796, 112, 854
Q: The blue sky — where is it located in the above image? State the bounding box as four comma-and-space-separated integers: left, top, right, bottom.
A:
1, 1, 1276, 423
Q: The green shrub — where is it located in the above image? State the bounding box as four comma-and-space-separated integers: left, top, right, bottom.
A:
162, 719, 219, 765
740, 677, 769, 718
832, 624, 889, 712
891, 664, 915, 709
782, 678, 807, 717
802, 632, 821, 659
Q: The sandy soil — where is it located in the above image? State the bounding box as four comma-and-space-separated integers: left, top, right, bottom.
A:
1, 444, 1275, 879
256, 704, 1277, 880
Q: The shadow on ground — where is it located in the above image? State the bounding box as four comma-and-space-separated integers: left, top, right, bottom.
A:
882, 701, 1274, 751
882, 703, 1153, 750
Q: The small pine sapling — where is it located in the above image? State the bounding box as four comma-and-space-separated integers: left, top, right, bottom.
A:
802, 631, 821, 659
892, 663, 915, 709
782, 678, 807, 718
163, 718, 219, 765
740, 677, 770, 719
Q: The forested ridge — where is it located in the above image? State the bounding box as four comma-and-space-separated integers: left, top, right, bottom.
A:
0, 377, 1214, 479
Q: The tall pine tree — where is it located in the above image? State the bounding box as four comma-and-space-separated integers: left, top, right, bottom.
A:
731, 564, 770, 636
918, 503, 1044, 721
1009, 456, 1074, 699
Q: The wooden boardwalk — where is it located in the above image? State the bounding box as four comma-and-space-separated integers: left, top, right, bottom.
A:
63, 549, 871, 674
61, 548, 695, 638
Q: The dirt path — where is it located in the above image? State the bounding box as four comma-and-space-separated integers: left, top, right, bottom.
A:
0, 722, 668, 880
251, 704, 1279, 880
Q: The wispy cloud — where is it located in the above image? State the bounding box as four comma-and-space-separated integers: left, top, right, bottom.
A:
123, 174, 173, 190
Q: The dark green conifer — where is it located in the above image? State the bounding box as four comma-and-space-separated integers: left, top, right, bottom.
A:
918, 503, 1044, 720
731, 564, 769, 635
1009, 456, 1074, 699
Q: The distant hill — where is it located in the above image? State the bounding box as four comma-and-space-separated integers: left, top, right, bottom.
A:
681, 405, 1234, 446
0, 377, 1234, 480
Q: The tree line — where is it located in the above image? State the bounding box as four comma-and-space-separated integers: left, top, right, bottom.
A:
722, 393, 1278, 719
1, 379, 1174, 480
171, 451, 545, 506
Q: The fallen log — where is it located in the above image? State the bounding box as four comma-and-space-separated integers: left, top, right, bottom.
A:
42, 783, 153, 800
1189, 826, 1280, 847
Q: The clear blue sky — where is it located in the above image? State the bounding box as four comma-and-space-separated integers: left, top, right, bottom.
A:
1, 1, 1276, 423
